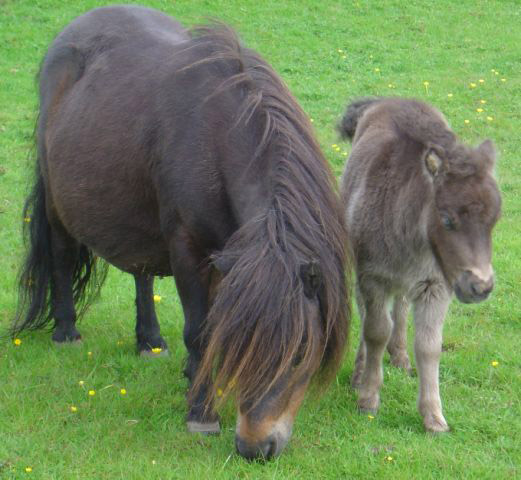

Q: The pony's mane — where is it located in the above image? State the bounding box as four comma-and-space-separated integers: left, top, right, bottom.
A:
187, 24, 350, 410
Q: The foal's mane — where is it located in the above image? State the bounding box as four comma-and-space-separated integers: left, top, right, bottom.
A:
187, 24, 349, 409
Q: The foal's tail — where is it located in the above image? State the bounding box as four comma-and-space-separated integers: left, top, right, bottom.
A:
11, 164, 107, 337
338, 97, 380, 141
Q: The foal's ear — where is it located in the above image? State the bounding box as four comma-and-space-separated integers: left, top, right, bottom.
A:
423, 145, 446, 178
300, 260, 322, 299
477, 139, 497, 173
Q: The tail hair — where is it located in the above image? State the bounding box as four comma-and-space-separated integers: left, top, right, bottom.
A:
338, 97, 380, 141
11, 165, 107, 337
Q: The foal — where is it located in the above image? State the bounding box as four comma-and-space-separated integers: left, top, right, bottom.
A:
339, 97, 501, 432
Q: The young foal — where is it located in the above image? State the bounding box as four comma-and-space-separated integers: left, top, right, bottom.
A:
339, 98, 501, 432
12, 6, 349, 459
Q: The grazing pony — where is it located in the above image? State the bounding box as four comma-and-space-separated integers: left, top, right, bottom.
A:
11, 6, 349, 459
339, 97, 500, 432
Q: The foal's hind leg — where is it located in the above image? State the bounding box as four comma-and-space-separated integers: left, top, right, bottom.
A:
412, 283, 451, 433
50, 227, 81, 343
169, 229, 219, 434
356, 280, 392, 413
387, 295, 412, 373
351, 285, 367, 388
134, 274, 168, 356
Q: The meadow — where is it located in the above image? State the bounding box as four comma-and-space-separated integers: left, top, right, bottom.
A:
1, 0, 520, 478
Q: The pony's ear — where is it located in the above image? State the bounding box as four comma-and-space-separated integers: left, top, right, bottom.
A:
477, 139, 497, 174
300, 260, 322, 299
212, 252, 239, 276
423, 145, 446, 178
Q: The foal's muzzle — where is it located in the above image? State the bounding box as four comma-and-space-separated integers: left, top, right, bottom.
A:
454, 269, 494, 303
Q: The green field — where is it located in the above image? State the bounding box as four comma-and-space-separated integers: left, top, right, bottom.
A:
1, 0, 520, 478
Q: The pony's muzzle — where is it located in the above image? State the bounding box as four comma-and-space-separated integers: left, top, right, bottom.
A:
235, 432, 289, 461
455, 269, 494, 303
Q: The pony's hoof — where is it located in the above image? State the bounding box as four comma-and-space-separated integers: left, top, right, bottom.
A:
52, 331, 82, 344
139, 348, 169, 358
423, 414, 450, 433
187, 420, 221, 435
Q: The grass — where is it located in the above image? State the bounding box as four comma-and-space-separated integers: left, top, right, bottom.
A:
1, 0, 520, 478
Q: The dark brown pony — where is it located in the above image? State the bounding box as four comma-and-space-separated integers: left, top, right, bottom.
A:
12, 6, 349, 459
339, 97, 501, 432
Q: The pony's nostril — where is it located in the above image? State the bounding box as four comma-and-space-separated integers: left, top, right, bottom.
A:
264, 437, 277, 459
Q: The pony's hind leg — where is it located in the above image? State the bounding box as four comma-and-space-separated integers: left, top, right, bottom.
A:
412, 282, 451, 433
50, 227, 81, 343
134, 274, 168, 356
387, 295, 412, 373
169, 229, 220, 434
356, 280, 392, 413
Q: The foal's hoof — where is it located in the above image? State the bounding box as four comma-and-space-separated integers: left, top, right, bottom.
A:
139, 348, 169, 358
187, 420, 221, 435
390, 354, 413, 374
423, 413, 450, 434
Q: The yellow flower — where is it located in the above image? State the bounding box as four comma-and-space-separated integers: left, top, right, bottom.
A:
494, 71, 499, 76
70, 405, 78, 413
480, 99, 486, 104
13, 338, 22, 346
464, 119, 470, 124
479, 79, 484, 83
423, 81, 430, 86
374, 67, 380, 73
151, 347, 162, 354
120, 388, 127, 395
79, 380, 85, 386
310, 118, 314, 123
342, 55, 347, 59
332, 144, 338, 148
469, 82, 477, 88
490, 69, 496, 73
476, 108, 484, 113
342, 151, 348, 156
368, 414, 375, 420
88, 389, 96, 396
25, 466, 33, 473
386, 456, 394, 462
337, 49, 343, 53
491, 360, 499, 367
369, 54, 373, 59
117, 340, 123, 346
153, 294, 161, 303
216, 388, 223, 397
487, 116, 494, 121
447, 93, 453, 97
501, 78, 506, 82
24, 217, 31, 223
87, 351, 93, 357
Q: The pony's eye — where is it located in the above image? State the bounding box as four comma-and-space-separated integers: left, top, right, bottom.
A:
441, 214, 455, 231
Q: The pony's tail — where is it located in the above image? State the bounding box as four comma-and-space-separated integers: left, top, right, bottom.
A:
338, 97, 380, 141
11, 166, 107, 337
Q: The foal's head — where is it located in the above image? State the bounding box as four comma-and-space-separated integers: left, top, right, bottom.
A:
424, 139, 501, 302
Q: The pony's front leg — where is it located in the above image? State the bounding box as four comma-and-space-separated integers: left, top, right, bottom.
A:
387, 295, 412, 373
169, 230, 220, 434
412, 283, 451, 433
134, 274, 168, 355
357, 281, 392, 413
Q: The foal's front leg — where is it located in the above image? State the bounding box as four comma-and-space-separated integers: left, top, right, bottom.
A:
356, 281, 392, 413
413, 284, 451, 433
169, 230, 220, 434
134, 274, 168, 355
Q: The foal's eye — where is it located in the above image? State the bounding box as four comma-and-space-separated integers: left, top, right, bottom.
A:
440, 213, 455, 231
